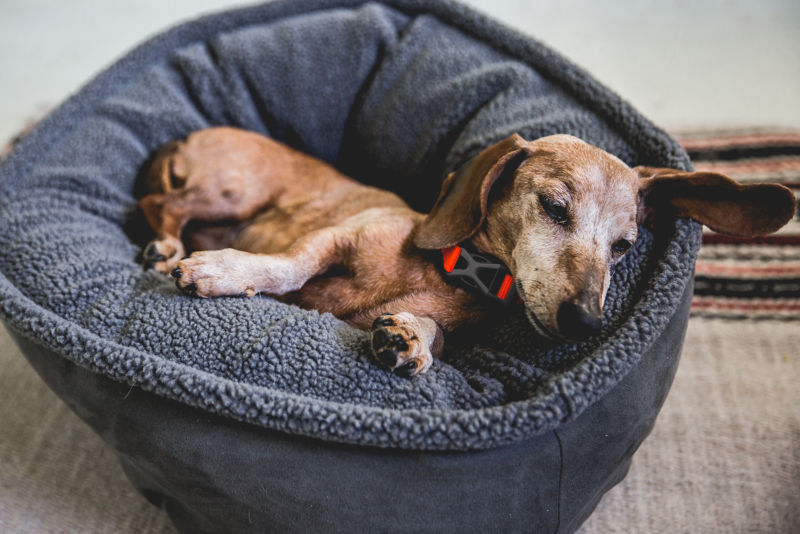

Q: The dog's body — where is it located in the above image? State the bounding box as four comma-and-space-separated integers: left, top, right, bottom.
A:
140, 127, 795, 376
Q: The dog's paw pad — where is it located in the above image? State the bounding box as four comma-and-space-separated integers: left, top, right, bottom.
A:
371, 312, 396, 328
369, 314, 431, 377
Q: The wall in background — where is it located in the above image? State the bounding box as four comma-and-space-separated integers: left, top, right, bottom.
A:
1, 0, 798, 142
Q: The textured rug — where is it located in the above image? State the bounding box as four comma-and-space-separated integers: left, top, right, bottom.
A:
1, 127, 798, 533
685, 129, 800, 321
581, 128, 800, 533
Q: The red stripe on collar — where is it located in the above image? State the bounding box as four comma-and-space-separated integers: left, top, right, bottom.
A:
442, 245, 462, 273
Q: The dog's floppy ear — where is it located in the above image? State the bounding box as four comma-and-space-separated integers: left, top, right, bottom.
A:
636, 166, 796, 237
414, 134, 528, 249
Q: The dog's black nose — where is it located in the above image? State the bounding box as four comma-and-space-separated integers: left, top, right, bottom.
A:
557, 301, 602, 341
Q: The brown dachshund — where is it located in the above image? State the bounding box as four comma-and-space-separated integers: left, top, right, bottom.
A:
139, 127, 795, 376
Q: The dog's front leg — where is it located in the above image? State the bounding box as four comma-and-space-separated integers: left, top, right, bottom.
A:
368, 312, 444, 377
171, 228, 348, 298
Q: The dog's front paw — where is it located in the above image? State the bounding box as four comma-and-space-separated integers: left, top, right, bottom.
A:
142, 236, 184, 273
171, 249, 258, 298
370, 312, 434, 377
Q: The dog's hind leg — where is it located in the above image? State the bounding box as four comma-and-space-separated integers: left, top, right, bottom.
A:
139, 132, 279, 273
139, 187, 267, 273
139, 192, 189, 272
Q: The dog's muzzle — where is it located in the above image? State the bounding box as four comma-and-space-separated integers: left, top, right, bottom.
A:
556, 300, 603, 340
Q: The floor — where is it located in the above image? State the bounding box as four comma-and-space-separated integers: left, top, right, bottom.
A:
0, 1, 798, 532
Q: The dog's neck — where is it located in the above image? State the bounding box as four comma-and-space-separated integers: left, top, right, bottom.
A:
466, 231, 493, 257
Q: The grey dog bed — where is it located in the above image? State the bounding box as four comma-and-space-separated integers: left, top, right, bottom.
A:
0, 1, 699, 532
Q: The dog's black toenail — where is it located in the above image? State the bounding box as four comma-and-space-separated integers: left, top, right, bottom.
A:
377, 349, 397, 368
171, 267, 182, 279
144, 242, 156, 257
394, 360, 418, 378
185, 282, 197, 292
371, 328, 390, 351
372, 316, 395, 328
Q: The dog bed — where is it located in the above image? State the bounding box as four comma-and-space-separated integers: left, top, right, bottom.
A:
0, 1, 699, 532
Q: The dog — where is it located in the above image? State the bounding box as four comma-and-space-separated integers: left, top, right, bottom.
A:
138, 127, 795, 377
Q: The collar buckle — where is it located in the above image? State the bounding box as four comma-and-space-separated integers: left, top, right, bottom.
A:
441, 245, 518, 305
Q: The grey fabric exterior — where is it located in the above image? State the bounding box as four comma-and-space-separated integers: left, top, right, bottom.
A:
9, 279, 691, 533
0, 0, 698, 531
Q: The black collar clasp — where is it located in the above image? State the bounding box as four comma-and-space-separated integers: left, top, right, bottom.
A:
440, 245, 519, 306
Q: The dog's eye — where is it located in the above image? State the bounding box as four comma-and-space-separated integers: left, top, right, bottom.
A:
539, 196, 569, 226
612, 239, 633, 255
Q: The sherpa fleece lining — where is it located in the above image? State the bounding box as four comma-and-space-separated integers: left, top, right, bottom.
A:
0, 0, 700, 450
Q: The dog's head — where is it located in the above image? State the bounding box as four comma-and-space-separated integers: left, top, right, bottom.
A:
415, 133, 796, 340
